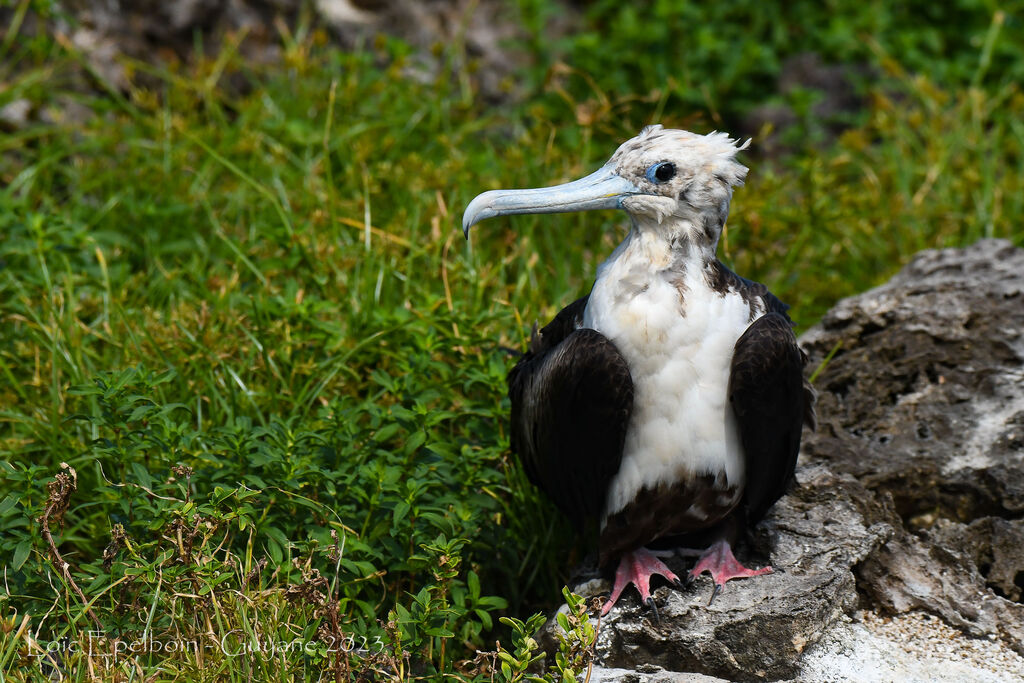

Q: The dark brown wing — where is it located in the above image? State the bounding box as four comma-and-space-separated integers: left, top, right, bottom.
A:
729, 311, 816, 524
507, 296, 633, 529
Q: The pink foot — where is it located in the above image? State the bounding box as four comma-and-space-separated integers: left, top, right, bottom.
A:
602, 547, 681, 615
689, 539, 772, 605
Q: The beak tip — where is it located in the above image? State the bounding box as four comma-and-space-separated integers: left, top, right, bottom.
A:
461, 210, 478, 239
462, 192, 495, 238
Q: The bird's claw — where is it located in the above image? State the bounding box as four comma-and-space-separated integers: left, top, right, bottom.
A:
644, 596, 661, 624
708, 582, 723, 606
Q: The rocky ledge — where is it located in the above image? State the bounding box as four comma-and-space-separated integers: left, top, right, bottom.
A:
548, 239, 1024, 682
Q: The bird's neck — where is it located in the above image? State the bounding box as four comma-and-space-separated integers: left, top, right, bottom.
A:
625, 214, 718, 269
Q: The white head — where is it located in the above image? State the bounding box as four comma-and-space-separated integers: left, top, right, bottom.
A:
463, 125, 749, 256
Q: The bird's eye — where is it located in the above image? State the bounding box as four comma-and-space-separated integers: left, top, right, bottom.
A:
646, 162, 676, 184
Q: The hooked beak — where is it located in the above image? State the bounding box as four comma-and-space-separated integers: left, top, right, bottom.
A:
462, 164, 640, 237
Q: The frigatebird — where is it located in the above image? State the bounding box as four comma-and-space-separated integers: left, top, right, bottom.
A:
463, 126, 814, 614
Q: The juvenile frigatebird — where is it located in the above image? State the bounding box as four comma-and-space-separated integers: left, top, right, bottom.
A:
463, 126, 814, 614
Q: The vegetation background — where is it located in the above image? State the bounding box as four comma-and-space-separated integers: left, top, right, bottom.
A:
1, 0, 1022, 679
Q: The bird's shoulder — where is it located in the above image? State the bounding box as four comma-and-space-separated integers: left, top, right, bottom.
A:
523, 295, 590, 357
705, 259, 791, 320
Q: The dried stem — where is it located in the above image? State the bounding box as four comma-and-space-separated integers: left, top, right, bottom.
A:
37, 463, 103, 630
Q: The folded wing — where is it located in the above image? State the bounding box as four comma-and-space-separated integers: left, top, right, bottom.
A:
508, 296, 634, 528
729, 311, 816, 524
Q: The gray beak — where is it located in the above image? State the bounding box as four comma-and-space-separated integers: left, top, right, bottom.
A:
462, 164, 639, 237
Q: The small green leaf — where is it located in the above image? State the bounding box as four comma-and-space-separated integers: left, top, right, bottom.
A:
403, 430, 426, 455
13, 540, 31, 570
264, 525, 288, 546
392, 500, 410, 526
67, 384, 104, 396
152, 368, 177, 385
0, 495, 19, 516
556, 611, 570, 633
373, 423, 401, 443
424, 627, 454, 637
267, 536, 283, 564
131, 462, 153, 489
128, 403, 154, 422
478, 595, 509, 609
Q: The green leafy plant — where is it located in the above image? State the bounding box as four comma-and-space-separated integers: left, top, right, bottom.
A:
549, 589, 599, 682
490, 588, 597, 683
495, 613, 548, 682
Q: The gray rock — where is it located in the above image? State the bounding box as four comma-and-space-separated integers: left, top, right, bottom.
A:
589, 666, 730, 683
928, 516, 1024, 602
800, 238, 1024, 523
800, 238, 1024, 655
0, 99, 32, 131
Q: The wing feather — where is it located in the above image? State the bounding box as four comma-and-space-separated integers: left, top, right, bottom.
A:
729, 311, 815, 524
508, 296, 633, 528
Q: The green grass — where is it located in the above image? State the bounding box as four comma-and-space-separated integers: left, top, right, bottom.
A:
1, 2, 1023, 680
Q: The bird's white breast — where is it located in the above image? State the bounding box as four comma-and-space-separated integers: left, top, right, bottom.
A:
582, 233, 764, 521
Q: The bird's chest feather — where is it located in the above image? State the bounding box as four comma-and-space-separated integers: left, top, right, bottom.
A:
582, 242, 762, 519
